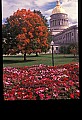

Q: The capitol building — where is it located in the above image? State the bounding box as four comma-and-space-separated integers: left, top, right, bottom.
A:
49, 0, 78, 53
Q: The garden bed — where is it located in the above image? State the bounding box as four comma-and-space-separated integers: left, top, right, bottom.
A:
3, 62, 79, 100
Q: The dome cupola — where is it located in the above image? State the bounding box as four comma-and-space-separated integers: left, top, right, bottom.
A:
52, 0, 66, 14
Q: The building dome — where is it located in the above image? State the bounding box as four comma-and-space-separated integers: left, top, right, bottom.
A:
52, 1, 66, 14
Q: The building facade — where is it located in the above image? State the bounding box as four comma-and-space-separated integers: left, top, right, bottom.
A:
49, 0, 78, 53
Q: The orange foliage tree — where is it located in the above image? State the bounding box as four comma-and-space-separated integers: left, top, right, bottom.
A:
70, 47, 77, 57
2, 9, 49, 61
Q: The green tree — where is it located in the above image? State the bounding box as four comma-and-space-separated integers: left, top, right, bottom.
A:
59, 46, 67, 54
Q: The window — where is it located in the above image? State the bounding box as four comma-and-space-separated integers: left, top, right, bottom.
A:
68, 33, 69, 40
69, 32, 71, 41
62, 19, 63, 24
63, 36, 65, 39
72, 33, 73, 36
56, 47, 58, 50
59, 21, 60, 25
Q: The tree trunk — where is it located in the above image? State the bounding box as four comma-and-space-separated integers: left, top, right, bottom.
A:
74, 54, 76, 58
36, 52, 38, 57
24, 52, 26, 61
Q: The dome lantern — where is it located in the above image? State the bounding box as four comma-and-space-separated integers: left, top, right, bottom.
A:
52, 0, 66, 14
56, 0, 60, 6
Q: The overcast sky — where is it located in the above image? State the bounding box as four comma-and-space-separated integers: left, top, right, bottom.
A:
2, 0, 78, 26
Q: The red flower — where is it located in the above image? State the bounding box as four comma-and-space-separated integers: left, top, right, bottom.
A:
46, 94, 51, 100
3, 62, 79, 100
39, 93, 45, 100
76, 90, 80, 97
63, 77, 68, 81
70, 94, 74, 99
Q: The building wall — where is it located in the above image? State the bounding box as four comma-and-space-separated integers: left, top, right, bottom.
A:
49, 45, 60, 53
53, 25, 78, 45
49, 25, 78, 53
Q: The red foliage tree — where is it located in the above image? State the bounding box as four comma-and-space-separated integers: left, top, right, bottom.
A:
3, 9, 49, 61
70, 47, 77, 57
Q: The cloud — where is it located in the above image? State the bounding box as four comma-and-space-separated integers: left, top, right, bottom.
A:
61, 1, 78, 26
2, 0, 35, 20
2, 0, 78, 27
34, 0, 55, 7
34, 0, 78, 7
44, 9, 53, 15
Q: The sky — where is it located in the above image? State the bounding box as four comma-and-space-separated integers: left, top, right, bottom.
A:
2, 0, 78, 26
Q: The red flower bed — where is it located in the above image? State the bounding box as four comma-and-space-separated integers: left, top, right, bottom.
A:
3, 62, 80, 100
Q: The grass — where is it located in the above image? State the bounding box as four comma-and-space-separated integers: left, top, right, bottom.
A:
3, 53, 79, 67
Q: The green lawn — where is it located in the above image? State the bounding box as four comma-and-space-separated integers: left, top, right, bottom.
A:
3, 53, 79, 67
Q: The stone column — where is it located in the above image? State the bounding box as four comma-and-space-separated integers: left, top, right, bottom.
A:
53, 20, 54, 26
51, 21, 53, 27
62, 19, 63, 25
55, 20, 56, 26
64, 19, 65, 25
65, 20, 66, 25
55, 20, 57, 26
58, 20, 59, 25
67, 20, 68, 25
54, 20, 55, 26
60, 19, 61, 25
63, 19, 65, 26
57, 20, 58, 26
59, 20, 60, 25
66, 20, 67, 25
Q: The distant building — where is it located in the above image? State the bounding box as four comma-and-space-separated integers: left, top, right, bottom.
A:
49, 0, 78, 53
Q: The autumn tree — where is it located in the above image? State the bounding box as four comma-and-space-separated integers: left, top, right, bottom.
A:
2, 9, 49, 61
33, 10, 48, 27
68, 43, 78, 57
33, 10, 51, 54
